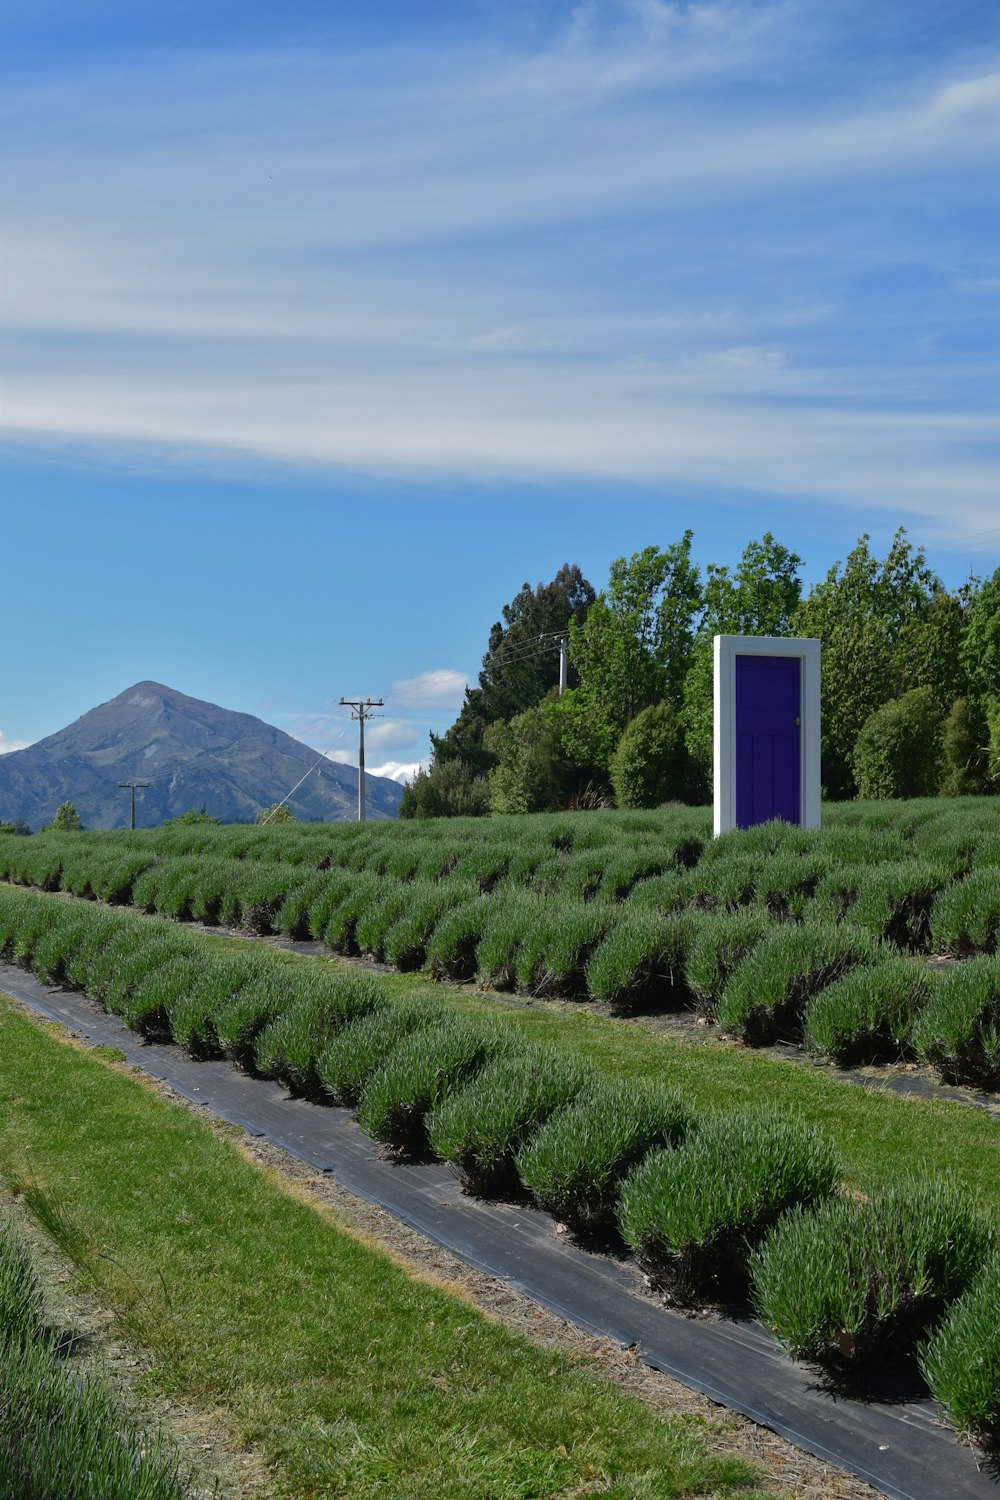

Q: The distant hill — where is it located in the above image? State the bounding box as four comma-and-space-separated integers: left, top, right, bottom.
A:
0, 681, 402, 830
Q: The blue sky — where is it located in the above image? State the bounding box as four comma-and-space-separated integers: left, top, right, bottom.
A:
2, 0, 999, 778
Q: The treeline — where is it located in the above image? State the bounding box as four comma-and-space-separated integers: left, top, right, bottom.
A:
401, 531, 1000, 817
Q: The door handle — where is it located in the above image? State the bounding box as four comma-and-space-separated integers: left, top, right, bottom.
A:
793, 717, 800, 726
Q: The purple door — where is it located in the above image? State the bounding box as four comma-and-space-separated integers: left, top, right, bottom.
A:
735, 655, 801, 829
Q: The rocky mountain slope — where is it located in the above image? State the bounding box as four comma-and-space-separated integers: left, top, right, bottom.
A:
0, 682, 402, 829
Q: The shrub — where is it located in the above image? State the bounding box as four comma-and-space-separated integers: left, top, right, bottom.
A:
622, 870, 691, 915
323, 874, 383, 954
717, 923, 879, 1045
211, 964, 295, 1071
118, 953, 203, 1041
317, 999, 446, 1107
253, 970, 387, 1099
803, 957, 934, 1066
921, 1253, 1000, 1448
683, 911, 769, 1021
618, 1109, 837, 1305
939, 697, 992, 797
586, 912, 695, 1012
911, 954, 1000, 1089
930, 869, 1000, 956
514, 902, 618, 1000
380, 881, 476, 972
424, 897, 489, 981
475, 891, 541, 991
752, 1181, 994, 1371
753, 853, 832, 921
356, 1017, 504, 1156
167, 956, 257, 1059
426, 1049, 591, 1197
517, 1079, 693, 1235
849, 861, 950, 950
610, 702, 689, 809
353, 882, 412, 960
689, 854, 759, 912
852, 687, 944, 800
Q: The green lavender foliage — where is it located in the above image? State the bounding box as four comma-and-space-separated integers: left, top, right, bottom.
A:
911, 954, 1000, 1088
517, 1079, 693, 1234
930, 869, 1000, 956
426, 1048, 592, 1197
683, 911, 769, 1021
254, 970, 388, 1099
317, 999, 447, 1107
751, 1182, 995, 1369
356, 1017, 505, 1156
803, 956, 935, 1065
717, 923, 880, 1044
586, 911, 695, 1012
617, 1110, 837, 1304
920, 1254, 1000, 1447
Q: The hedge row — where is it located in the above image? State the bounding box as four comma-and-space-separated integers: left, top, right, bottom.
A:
1, 885, 997, 1451
4, 828, 1000, 1085
0, 1216, 186, 1499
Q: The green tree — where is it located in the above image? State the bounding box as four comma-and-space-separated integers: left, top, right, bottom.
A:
610, 702, 691, 809
164, 806, 220, 826
792, 531, 955, 799
433, 564, 594, 774
488, 705, 573, 815
852, 687, 944, 799
681, 534, 802, 783
398, 760, 491, 819
554, 535, 702, 769
939, 698, 992, 797
960, 567, 1000, 705
256, 802, 295, 825
46, 802, 83, 832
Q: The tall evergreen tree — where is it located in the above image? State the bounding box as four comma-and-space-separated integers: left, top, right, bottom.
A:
432, 564, 594, 773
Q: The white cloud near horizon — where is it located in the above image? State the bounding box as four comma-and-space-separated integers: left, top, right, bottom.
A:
2, 3, 999, 528
0, 732, 32, 756
389, 670, 469, 711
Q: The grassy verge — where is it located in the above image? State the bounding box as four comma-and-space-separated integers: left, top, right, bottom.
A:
0, 997, 770, 1500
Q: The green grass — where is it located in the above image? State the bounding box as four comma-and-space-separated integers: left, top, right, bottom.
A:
0, 998, 771, 1500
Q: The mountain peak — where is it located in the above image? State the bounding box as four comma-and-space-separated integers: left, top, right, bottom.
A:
0, 683, 401, 830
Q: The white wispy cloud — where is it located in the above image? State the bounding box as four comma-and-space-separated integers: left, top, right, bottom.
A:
2, 6, 998, 527
0, 732, 32, 756
389, 670, 469, 711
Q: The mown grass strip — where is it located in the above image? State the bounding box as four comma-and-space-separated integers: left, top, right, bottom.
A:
0, 998, 770, 1500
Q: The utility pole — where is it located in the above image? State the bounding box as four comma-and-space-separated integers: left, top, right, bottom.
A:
118, 781, 149, 831
338, 698, 383, 822
558, 637, 568, 697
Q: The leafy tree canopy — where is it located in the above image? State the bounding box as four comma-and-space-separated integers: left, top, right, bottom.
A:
610, 701, 690, 809
163, 806, 219, 826
792, 530, 959, 799
852, 687, 944, 800
256, 802, 295, 825
399, 759, 491, 819
960, 566, 1000, 703
433, 564, 594, 773
554, 535, 702, 770
45, 802, 83, 832
681, 533, 802, 781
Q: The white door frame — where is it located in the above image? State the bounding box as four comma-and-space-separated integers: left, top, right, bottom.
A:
713, 635, 821, 837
